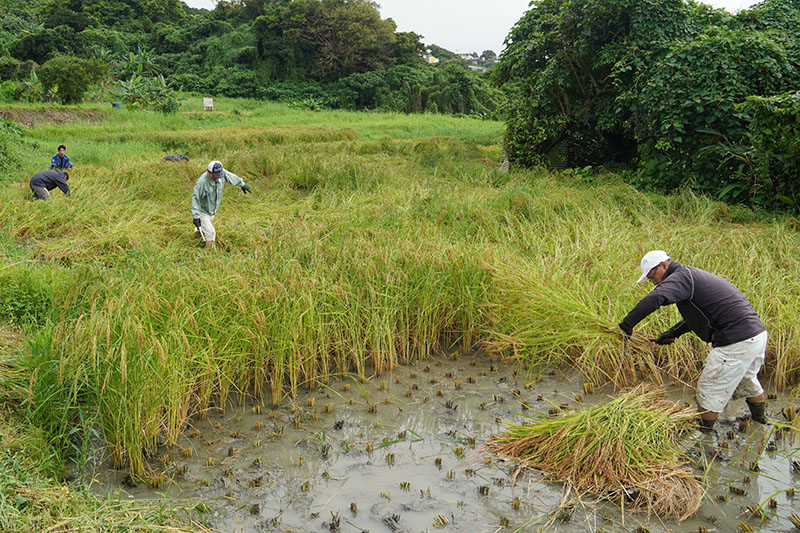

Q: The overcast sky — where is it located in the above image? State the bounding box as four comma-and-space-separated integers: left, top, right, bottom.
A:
181, 0, 761, 55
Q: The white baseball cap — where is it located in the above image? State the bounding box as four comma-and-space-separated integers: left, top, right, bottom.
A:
207, 160, 224, 179
637, 250, 670, 284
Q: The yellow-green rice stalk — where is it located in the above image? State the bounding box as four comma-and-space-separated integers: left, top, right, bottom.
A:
487, 384, 703, 521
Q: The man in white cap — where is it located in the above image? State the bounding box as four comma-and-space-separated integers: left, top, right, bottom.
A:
618, 250, 768, 432
191, 160, 252, 249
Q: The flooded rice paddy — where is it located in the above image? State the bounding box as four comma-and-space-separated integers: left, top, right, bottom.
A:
89, 353, 800, 532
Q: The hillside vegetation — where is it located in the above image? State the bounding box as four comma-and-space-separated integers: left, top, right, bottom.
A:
0, 0, 502, 116
0, 100, 798, 483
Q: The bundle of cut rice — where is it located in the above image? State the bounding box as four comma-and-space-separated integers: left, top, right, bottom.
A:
487, 384, 703, 522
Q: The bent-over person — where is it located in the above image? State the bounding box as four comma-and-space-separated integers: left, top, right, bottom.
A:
30, 169, 70, 200
618, 250, 767, 432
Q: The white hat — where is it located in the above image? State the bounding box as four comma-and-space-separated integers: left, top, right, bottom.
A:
637, 250, 670, 284
207, 160, 224, 179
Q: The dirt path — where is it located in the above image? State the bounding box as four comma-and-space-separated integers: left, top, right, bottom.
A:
0, 108, 109, 127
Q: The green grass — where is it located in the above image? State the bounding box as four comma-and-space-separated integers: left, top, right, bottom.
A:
1, 97, 799, 491
0, 327, 207, 532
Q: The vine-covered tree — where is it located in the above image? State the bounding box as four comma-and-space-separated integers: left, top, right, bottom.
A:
498, 0, 691, 167
498, 0, 800, 211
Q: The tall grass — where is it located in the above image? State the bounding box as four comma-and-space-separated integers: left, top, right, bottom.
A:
1, 101, 799, 474
0, 327, 207, 532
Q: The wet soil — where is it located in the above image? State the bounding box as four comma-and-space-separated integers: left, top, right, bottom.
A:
89, 353, 800, 532
0, 107, 108, 128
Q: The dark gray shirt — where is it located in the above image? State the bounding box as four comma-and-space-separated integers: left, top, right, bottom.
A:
161, 154, 189, 162
30, 170, 70, 195
621, 261, 765, 347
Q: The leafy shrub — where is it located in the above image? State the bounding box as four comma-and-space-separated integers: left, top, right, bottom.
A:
498, 0, 800, 211
0, 56, 35, 81
0, 269, 53, 326
117, 73, 178, 110
498, 0, 691, 168
38, 55, 108, 105
170, 73, 210, 93
287, 96, 325, 112
214, 67, 261, 98
12, 27, 75, 65
740, 91, 800, 211
0, 81, 24, 103
0, 118, 26, 172
263, 81, 326, 102
156, 97, 180, 114
631, 29, 800, 195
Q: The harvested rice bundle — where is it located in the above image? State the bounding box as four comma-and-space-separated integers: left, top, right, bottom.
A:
487, 384, 704, 522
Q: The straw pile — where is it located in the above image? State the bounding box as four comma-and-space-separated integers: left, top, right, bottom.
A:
487, 384, 704, 522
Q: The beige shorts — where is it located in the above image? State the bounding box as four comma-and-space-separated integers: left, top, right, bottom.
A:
198, 213, 216, 242
696, 330, 766, 413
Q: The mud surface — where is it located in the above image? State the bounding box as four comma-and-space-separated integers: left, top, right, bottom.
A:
0, 107, 108, 127
89, 353, 800, 532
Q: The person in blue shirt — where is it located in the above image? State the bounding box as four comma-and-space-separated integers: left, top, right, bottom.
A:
50, 145, 74, 170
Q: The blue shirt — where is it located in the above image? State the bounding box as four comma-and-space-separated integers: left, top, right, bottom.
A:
50, 154, 73, 169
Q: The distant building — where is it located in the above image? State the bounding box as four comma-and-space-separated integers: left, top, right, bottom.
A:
422, 54, 439, 64
457, 52, 479, 61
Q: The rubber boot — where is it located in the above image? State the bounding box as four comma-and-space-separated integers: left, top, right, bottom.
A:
747, 401, 768, 424
698, 417, 716, 433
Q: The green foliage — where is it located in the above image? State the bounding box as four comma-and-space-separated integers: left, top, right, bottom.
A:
262, 80, 326, 102
499, 0, 800, 211
38, 55, 108, 104
328, 63, 503, 115
0, 81, 25, 103
21, 71, 43, 103
0, 56, 35, 82
0, 118, 26, 172
117, 73, 179, 111
40, 0, 186, 32
631, 28, 800, 197
0, 268, 53, 326
734, 0, 800, 35
213, 66, 262, 98
499, 0, 691, 167
427, 63, 501, 116
12, 27, 75, 65
392, 31, 425, 65
739, 91, 800, 211
427, 44, 462, 62
0, 0, 495, 117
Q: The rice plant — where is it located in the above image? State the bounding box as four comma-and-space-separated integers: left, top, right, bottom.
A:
2, 99, 800, 480
487, 385, 703, 522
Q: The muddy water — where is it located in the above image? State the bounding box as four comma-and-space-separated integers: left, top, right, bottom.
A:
90, 353, 800, 532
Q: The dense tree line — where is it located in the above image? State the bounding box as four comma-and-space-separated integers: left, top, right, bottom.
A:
498, 0, 800, 211
0, 0, 502, 116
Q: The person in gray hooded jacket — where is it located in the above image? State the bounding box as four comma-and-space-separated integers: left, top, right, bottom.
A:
191, 160, 251, 249
618, 250, 768, 432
